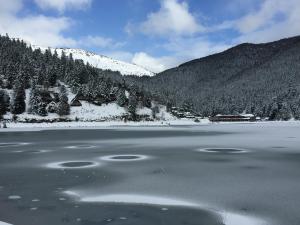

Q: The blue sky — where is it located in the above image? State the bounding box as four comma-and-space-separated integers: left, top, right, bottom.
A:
0, 0, 300, 72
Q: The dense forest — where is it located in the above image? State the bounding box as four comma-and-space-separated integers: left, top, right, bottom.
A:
0, 34, 152, 121
1, 34, 300, 122
128, 36, 300, 120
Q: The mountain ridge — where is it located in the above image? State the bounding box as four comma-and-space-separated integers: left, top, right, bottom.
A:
31, 45, 155, 77
129, 35, 300, 120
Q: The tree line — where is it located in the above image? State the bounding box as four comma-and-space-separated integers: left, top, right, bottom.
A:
0, 34, 152, 120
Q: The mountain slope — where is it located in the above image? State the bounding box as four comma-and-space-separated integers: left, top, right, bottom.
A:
0, 34, 165, 123
32, 46, 154, 77
130, 36, 300, 120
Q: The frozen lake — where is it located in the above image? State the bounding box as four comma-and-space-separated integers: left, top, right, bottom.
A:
0, 123, 300, 225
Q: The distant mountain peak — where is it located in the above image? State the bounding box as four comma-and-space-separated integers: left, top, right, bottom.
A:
31, 45, 155, 77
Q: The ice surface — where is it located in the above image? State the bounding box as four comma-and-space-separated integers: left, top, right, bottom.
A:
1, 122, 299, 225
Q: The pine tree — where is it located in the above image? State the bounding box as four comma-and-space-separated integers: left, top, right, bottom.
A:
128, 93, 137, 118
37, 102, 48, 117
57, 85, 70, 116
151, 105, 160, 119
11, 82, 26, 114
116, 88, 127, 107
28, 81, 40, 114
277, 102, 292, 121
0, 89, 10, 118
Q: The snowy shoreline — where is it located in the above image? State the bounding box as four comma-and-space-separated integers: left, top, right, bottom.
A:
1, 119, 300, 132
0, 119, 208, 132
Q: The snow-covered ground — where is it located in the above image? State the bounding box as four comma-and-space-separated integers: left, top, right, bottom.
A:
0, 119, 205, 131
2, 84, 179, 125
3, 101, 178, 122
32, 46, 154, 77
2, 120, 300, 132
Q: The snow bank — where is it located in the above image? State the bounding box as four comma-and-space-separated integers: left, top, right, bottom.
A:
0, 119, 205, 131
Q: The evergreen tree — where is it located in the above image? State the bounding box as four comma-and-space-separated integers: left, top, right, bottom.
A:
0, 89, 10, 118
57, 85, 70, 116
37, 102, 48, 117
128, 93, 137, 118
11, 82, 26, 114
277, 102, 292, 121
28, 81, 39, 114
151, 105, 160, 119
116, 88, 127, 107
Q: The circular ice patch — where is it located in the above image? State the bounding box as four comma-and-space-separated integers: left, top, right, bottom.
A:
197, 148, 248, 154
46, 161, 99, 169
10, 149, 51, 154
27, 150, 51, 154
8, 195, 21, 200
100, 154, 150, 162
0, 142, 30, 148
65, 145, 96, 149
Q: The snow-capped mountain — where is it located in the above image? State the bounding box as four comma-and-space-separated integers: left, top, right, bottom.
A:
32, 46, 155, 77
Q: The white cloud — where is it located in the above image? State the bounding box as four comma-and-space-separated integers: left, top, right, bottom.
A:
235, 0, 286, 34
164, 37, 230, 61
132, 52, 174, 73
219, 0, 300, 43
0, 0, 22, 15
0, 0, 76, 47
104, 35, 231, 73
236, 0, 300, 43
139, 0, 204, 37
34, 0, 92, 13
80, 35, 124, 49
105, 51, 135, 63
103, 51, 179, 73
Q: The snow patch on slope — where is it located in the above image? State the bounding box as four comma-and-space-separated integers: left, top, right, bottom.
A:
69, 101, 127, 121
32, 46, 154, 77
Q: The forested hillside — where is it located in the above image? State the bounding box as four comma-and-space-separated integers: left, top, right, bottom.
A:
2, 34, 300, 122
0, 35, 154, 121
129, 36, 300, 120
